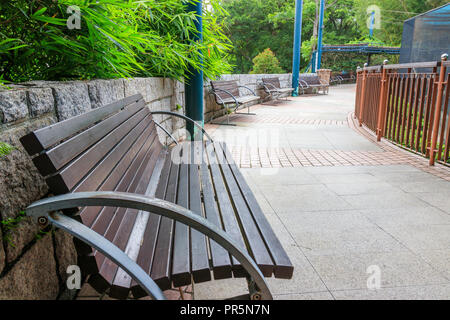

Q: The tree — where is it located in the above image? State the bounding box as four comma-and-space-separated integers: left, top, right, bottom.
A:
250, 48, 284, 74
223, 0, 447, 74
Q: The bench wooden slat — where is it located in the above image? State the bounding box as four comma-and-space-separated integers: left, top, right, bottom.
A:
171, 150, 191, 287
74, 122, 156, 194
73, 125, 158, 257
205, 142, 247, 277
85, 130, 161, 279
213, 142, 274, 277
189, 143, 212, 283
200, 162, 233, 279
46, 108, 151, 193
130, 153, 171, 298
20, 94, 143, 156
220, 142, 294, 279
92, 132, 163, 291
109, 144, 166, 298
150, 161, 179, 290
32, 99, 146, 176
76, 129, 159, 227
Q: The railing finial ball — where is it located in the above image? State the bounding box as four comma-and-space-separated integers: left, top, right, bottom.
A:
441, 53, 448, 61
364, 63, 368, 67
383, 59, 389, 65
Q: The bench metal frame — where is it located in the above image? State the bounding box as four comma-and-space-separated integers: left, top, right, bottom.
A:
298, 78, 329, 95
27, 192, 273, 300
260, 81, 293, 102
210, 84, 259, 126
20, 94, 291, 300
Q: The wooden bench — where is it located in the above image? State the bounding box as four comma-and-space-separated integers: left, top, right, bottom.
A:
261, 77, 294, 100
210, 80, 260, 125
299, 75, 329, 95
20, 94, 293, 300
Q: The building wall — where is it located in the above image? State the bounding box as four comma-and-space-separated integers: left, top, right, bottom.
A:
0, 73, 291, 299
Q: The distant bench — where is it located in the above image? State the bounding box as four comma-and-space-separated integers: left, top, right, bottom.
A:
210, 80, 260, 125
20, 94, 293, 300
299, 74, 329, 95
261, 77, 294, 100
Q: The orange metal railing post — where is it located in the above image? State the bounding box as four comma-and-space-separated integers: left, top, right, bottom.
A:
429, 53, 448, 166
376, 60, 389, 141
359, 63, 368, 127
355, 66, 362, 119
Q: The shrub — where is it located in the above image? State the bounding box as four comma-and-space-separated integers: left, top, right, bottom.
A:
250, 48, 284, 74
0, 0, 232, 82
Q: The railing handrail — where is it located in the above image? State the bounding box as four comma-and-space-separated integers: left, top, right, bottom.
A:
355, 53, 449, 167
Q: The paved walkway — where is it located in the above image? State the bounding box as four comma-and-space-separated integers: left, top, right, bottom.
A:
195, 84, 450, 300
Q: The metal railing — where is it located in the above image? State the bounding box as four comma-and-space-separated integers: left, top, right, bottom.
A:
355, 54, 450, 166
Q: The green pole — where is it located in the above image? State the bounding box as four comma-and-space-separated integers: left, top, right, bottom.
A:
185, 0, 204, 141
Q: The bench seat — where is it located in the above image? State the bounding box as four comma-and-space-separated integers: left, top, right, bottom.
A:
262, 77, 294, 100
221, 95, 260, 105
20, 94, 293, 300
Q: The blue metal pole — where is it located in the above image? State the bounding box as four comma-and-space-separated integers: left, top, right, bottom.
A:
185, 0, 204, 141
369, 11, 375, 38
316, 0, 325, 70
291, 0, 303, 97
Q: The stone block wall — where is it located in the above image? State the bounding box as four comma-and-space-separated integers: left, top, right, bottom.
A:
0, 73, 291, 299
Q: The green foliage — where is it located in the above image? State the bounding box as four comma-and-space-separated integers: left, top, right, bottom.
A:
0, 142, 14, 157
250, 48, 284, 74
353, 0, 449, 46
1, 211, 26, 247
222, 0, 294, 73
223, 0, 446, 73
0, 0, 232, 82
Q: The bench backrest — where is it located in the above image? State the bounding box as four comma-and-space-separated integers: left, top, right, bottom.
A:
299, 75, 321, 85
210, 80, 241, 103
262, 77, 281, 89
20, 94, 164, 225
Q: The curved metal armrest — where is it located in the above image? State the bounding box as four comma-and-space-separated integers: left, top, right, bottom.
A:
211, 88, 240, 106
262, 82, 279, 92
47, 212, 166, 300
153, 120, 178, 146
238, 85, 257, 96
298, 79, 309, 89
26, 191, 272, 300
337, 75, 344, 81
150, 111, 214, 142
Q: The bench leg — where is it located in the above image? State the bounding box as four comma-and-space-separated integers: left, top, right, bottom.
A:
47, 212, 166, 300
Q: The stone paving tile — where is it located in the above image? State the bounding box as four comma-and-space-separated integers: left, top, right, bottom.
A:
414, 250, 450, 280
331, 284, 450, 300
326, 182, 397, 196
411, 192, 450, 214
274, 292, 335, 300
264, 214, 329, 295
380, 224, 450, 251
259, 184, 353, 213
360, 207, 450, 229
341, 191, 430, 210
306, 251, 449, 291
291, 226, 407, 256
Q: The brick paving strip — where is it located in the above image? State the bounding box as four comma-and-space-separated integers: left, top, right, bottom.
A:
205, 113, 450, 182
